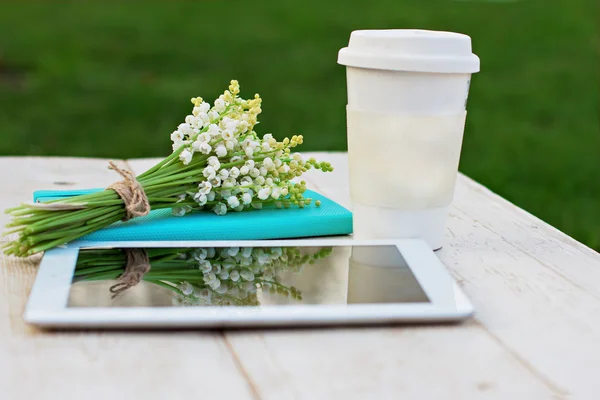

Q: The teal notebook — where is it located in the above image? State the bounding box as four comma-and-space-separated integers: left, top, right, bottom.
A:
33, 189, 353, 241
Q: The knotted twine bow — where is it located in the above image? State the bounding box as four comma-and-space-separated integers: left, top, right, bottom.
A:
109, 248, 151, 298
107, 160, 151, 221
106, 161, 152, 297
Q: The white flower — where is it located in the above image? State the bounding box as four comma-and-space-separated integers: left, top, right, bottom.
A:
221, 130, 234, 141
172, 206, 187, 216
220, 190, 232, 199
198, 288, 211, 301
240, 165, 250, 175
258, 187, 271, 200
263, 133, 273, 141
229, 167, 240, 179
265, 178, 274, 186
192, 248, 207, 260
171, 131, 184, 141
197, 132, 211, 142
219, 270, 229, 280
231, 156, 242, 163
191, 140, 203, 152
213, 263, 222, 274
257, 253, 271, 265
229, 270, 240, 282
215, 144, 227, 158
208, 156, 221, 170
225, 140, 236, 150
293, 153, 303, 162
281, 187, 289, 196
222, 259, 235, 270
178, 123, 193, 135
207, 191, 216, 201
222, 117, 239, 135
203, 166, 216, 179
245, 147, 254, 157
199, 260, 212, 273
240, 269, 255, 281
213, 202, 227, 216
249, 168, 260, 178
241, 247, 253, 258
262, 158, 274, 170
222, 177, 236, 188
227, 196, 240, 208
208, 110, 219, 120
198, 181, 212, 195
244, 139, 258, 150
254, 176, 265, 185
261, 142, 271, 152
172, 140, 184, 151
259, 167, 268, 177
215, 284, 228, 294
207, 124, 221, 137
209, 277, 221, 290
218, 169, 229, 180
194, 193, 207, 206
238, 120, 249, 133
274, 158, 282, 168
197, 112, 210, 123
185, 115, 198, 127
243, 281, 256, 293
179, 282, 194, 296
240, 176, 253, 186
199, 142, 212, 155
271, 188, 281, 200
241, 192, 252, 205
245, 160, 255, 169
209, 176, 222, 187
214, 98, 226, 112
179, 149, 193, 165
199, 102, 210, 113
227, 247, 240, 257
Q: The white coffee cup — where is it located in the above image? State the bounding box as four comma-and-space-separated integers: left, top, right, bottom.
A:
338, 29, 480, 249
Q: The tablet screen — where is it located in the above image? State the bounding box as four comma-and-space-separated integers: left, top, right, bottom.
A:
68, 245, 430, 308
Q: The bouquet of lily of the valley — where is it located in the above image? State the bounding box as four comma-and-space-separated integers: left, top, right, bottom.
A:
74, 246, 333, 303
3, 81, 332, 257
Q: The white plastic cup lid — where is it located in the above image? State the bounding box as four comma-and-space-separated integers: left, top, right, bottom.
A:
338, 29, 480, 73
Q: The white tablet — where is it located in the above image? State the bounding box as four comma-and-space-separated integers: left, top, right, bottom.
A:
25, 239, 473, 328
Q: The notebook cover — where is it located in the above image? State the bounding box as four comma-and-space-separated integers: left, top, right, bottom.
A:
33, 189, 353, 241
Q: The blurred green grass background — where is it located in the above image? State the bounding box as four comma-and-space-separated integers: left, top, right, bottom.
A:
0, 0, 598, 250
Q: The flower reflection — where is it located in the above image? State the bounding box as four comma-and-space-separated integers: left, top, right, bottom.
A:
74, 246, 333, 306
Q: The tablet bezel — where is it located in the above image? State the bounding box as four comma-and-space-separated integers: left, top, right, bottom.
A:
25, 239, 473, 328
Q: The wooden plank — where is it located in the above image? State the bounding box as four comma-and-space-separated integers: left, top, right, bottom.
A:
0, 157, 254, 400
443, 174, 600, 399
226, 325, 556, 400
4, 154, 596, 398
226, 152, 600, 399
213, 152, 561, 399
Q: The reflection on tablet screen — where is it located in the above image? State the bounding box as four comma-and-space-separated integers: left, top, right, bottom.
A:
68, 245, 430, 308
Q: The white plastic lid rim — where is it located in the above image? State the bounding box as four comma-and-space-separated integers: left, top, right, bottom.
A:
338, 29, 480, 74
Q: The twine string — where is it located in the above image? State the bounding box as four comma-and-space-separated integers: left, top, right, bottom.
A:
107, 160, 150, 221
109, 248, 151, 298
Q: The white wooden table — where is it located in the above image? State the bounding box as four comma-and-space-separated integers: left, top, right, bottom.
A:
1, 153, 599, 400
